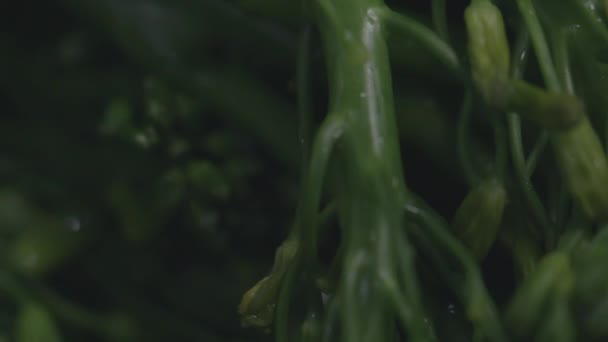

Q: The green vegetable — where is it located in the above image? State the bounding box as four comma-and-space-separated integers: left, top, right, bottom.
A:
5, 0, 608, 341
15, 302, 62, 342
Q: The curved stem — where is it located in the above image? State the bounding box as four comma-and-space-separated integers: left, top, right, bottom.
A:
342, 251, 369, 341
297, 25, 314, 169
508, 113, 554, 241
508, 27, 554, 244
551, 29, 574, 94
431, 0, 449, 42
380, 7, 461, 77
525, 131, 550, 176
515, 0, 561, 91
276, 114, 344, 342
390, 229, 436, 341
403, 199, 507, 342
275, 258, 300, 342
299, 114, 344, 265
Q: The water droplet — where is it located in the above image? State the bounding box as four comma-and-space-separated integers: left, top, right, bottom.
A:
65, 216, 81, 232
321, 292, 331, 305
133, 126, 158, 148
366, 8, 380, 23
447, 303, 456, 315
519, 49, 528, 63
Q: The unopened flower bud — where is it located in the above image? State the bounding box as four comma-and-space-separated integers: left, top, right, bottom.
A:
553, 118, 608, 221
452, 178, 507, 260
465, 0, 510, 107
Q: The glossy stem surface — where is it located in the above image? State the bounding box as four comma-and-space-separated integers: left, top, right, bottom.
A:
314, 0, 425, 341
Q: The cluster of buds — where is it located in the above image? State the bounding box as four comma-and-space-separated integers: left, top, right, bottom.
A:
465, 0, 608, 222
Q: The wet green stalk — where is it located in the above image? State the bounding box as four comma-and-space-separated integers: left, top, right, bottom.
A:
298, 0, 430, 340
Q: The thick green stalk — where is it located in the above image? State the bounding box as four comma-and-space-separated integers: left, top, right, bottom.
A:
317, 0, 403, 181
314, 0, 427, 340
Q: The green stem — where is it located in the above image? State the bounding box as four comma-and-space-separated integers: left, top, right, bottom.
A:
431, 0, 449, 42
299, 114, 344, 265
404, 199, 507, 342
525, 132, 550, 176
189, 68, 300, 167
508, 113, 554, 242
380, 8, 461, 77
551, 29, 574, 94
378, 222, 433, 341
515, 0, 561, 91
297, 25, 314, 169
508, 28, 554, 244
276, 114, 344, 342
275, 258, 299, 342
314, 1, 426, 341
